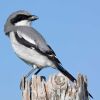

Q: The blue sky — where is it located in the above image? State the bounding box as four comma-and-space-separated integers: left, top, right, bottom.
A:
0, 0, 100, 99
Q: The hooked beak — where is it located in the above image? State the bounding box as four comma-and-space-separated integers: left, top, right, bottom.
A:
28, 15, 39, 21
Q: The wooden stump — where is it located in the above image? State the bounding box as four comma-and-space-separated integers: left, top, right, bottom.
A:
20, 73, 90, 100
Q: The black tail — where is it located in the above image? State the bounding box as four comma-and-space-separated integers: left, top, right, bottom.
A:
57, 64, 93, 99
57, 64, 76, 82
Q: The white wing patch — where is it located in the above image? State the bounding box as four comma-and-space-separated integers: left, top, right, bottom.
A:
17, 30, 36, 45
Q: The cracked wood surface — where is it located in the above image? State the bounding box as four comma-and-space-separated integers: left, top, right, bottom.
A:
20, 73, 90, 100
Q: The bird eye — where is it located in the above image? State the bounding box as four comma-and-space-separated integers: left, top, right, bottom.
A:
11, 14, 31, 24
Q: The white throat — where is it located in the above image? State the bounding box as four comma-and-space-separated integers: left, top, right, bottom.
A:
15, 20, 31, 26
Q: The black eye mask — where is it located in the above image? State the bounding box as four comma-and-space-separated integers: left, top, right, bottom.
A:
11, 14, 32, 24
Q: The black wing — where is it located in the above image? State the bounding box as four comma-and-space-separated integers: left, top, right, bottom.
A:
15, 32, 61, 64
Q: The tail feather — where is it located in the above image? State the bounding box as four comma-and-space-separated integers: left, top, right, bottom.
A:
57, 64, 93, 99
57, 64, 76, 82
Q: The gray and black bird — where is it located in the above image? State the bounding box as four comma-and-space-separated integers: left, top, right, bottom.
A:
4, 10, 93, 98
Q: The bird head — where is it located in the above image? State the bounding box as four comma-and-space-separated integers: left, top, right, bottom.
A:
4, 10, 39, 33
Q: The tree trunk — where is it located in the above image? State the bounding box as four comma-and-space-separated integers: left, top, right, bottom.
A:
20, 73, 90, 100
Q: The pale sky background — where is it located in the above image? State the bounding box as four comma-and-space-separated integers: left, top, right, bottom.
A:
0, 0, 100, 99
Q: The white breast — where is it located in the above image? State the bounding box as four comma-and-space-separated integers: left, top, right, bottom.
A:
9, 31, 55, 68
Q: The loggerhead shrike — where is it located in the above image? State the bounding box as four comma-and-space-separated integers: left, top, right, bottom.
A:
4, 10, 92, 98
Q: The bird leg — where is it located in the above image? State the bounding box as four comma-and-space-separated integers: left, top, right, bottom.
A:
25, 68, 36, 78
34, 69, 42, 75
25, 65, 42, 78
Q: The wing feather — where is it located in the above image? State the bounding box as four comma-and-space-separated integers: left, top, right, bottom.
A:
15, 31, 61, 64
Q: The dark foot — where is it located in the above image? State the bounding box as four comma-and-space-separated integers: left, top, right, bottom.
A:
34, 69, 42, 75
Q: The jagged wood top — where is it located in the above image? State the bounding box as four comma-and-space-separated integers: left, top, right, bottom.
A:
20, 73, 90, 100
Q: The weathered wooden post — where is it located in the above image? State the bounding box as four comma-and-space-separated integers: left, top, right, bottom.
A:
20, 73, 90, 100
